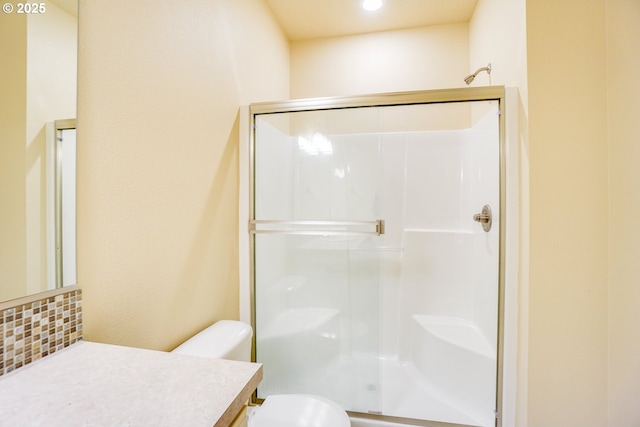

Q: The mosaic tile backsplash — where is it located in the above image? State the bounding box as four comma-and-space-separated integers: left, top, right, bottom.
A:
0, 289, 82, 376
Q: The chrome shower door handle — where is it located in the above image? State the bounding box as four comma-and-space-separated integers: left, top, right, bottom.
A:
473, 204, 492, 232
249, 219, 386, 236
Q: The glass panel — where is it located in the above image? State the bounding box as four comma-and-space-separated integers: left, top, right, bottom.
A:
252, 99, 500, 426
254, 107, 384, 412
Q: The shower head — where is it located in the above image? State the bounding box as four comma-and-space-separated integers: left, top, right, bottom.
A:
464, 63, 492, 85
464, 74, 476, 85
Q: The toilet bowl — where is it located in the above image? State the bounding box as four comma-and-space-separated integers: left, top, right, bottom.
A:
172, 320, 350, 427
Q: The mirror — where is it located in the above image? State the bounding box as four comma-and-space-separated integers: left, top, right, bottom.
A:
0, 0, 78, 302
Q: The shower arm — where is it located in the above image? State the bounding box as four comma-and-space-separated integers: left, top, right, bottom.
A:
464, 63, 492, 85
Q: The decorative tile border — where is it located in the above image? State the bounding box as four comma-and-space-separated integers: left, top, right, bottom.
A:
0, 287, 82, 376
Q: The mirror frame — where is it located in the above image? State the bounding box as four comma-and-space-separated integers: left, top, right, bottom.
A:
54, 119, 77, 288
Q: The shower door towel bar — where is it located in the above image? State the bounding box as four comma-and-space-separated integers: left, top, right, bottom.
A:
249, 219, 385, 236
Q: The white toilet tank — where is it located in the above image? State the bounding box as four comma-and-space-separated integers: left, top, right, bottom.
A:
172, 320, 351, 427
172, 320, 252, 362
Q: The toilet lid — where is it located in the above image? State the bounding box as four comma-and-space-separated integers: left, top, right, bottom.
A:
249, 394, 350, 427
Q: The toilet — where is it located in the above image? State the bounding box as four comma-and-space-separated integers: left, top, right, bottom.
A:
172, 320, 351, 427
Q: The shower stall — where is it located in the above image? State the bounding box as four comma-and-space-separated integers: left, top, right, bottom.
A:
247, 88, 507, 427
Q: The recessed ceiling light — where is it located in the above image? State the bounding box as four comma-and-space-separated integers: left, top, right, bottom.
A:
362, 0, 383, 12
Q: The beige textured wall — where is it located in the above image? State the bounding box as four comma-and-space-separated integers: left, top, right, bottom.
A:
607, 0, 640, 425
469, 0, 528, 104
77, 0, 289, 351
526, 1, 609, 426
0, 15, 27, 302
290, 24, 470, 98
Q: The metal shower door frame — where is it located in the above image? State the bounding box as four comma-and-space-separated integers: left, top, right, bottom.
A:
247, 86, 508, 427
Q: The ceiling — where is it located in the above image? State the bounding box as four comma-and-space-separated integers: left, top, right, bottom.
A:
264, 0, 478, 41
45, 1, 477, 39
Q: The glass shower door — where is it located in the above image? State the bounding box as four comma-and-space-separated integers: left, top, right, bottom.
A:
251, 107, 385, 413
251, 95, 502, 427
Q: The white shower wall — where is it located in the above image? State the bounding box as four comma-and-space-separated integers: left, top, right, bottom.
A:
253, 105, 500, 425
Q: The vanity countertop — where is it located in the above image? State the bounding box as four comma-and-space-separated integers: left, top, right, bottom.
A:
0, 340, 262, 426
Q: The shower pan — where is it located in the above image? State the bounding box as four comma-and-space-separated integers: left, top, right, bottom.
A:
248, 87, 507, 427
